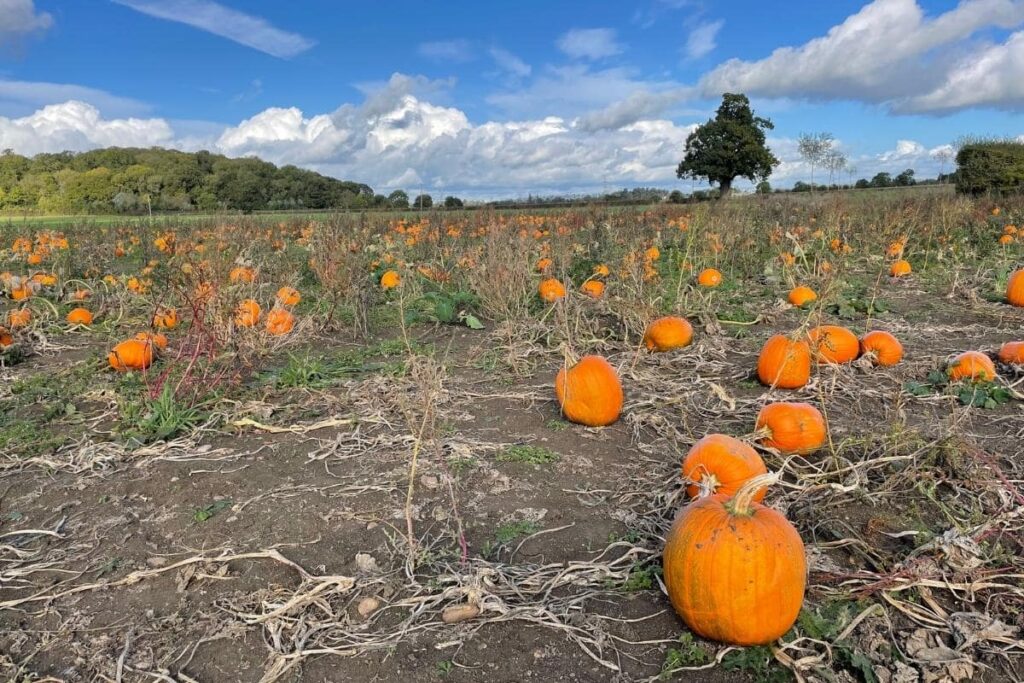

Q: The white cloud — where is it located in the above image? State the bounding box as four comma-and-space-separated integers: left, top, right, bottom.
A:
556, 28, 624, 60
684, 20, 723, 60
0, 101, 173, 155
417, 39, 475, 63
111, 0, 315, 58
700, 0, 1024, 110
489, 47, 531, 78
0, 0, 52, 41
0, 79, 151, 117
574, 87, 694, 132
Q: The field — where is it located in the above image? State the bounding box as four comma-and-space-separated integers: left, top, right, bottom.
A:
1, 192, 1023, 682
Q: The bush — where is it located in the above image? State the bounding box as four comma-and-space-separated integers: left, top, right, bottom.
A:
956, 141, 1024, 195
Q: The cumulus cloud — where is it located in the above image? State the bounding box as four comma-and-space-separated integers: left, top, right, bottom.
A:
700, 0, 1024, 111
556, 28, 624, 60
112, 0, 315, 58
0, 101, 173, 155
0, 0, 52, 42
489, 47, 531, 78
574, 87, 694, 132
417, 39, 475, 63
684, 20, 723, 60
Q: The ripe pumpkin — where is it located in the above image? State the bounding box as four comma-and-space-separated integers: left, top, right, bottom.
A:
153, 308, 178, 330
807, 325, 859, 364
580, 280, 605, 299
947, 351, 996, 382
381, 270, 401, 289
276, 286, 301, 307
1007, 270, 1024, 307
235, 299, 262, 327
755, 402, 826, 455
787, 286, 817, 307
681, 434, 766, 501
535, 257, 553, 273
997, 341, 1024, 365
265, 307, 295, 336
697, 268, 722, 288
539, 278, 566, 303
108, 339, 154, 372
229, 265, 256, 283
643, 316, 693, 352
757, 335, 811, 389
890, 260, 912, 277
7, 308, 31, 329
0, 326, 11, 348
554, 355, 623, 427
860, 330, 903, 366
135, 331, 168, 351
66, 308, 93, 326
663, 474, 806, 645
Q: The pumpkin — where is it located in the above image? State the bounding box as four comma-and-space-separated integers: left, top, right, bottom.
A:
535, 257, 553, 273
580, 280, 605, 299
997, 341, 1024, 365
643, 316, 693, 352
947, 351, 996, 382
72, 289, 91, 301
807, 325, 859, 364
381, 270, 401, 289
135, 331, 168, 351
1007, 270, 1024, 307
755, 402, 826, 455
593, 263, 610, 277
265, 307, 295, 336
757, 335, 811, 389
697, 268, 722, 288
153, 308, 178, 329
539, 278, 566, 303
66, 308, 93, 326
860, 330, 903, 366
890, 260, 912, 277
10, 282, 32, 301
7, 308, 31, 329
0, 326, 11, 348
108, 339, 154, 372
554, 355, 623, 427
229, 265, 256, 283
787, 286, 817, 307
276, 286, 301, 306
663, 474, 806, 645
234, 299, 262, 327
681, 434, 767, 501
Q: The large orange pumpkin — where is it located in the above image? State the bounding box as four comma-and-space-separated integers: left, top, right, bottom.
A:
947, 351, 996, 382
539, 278, 566, 303
681, 434, 767, 501
787, 286, 817, 307
807, 325, 859, 364
554, 355, 623, 427
643, 316, 693, 352
108, 339, 154, 372
755, 402, 826, 455
663, 475, 806, 645
697, 268, 722, 288
860, 330, 903, 366
1008, 270, 1024, 307
757, 335, 811, 389
265, 308, 295, 336
998, 341, 1024, 365
66, 308, 93, 326
234, 299, 262, 327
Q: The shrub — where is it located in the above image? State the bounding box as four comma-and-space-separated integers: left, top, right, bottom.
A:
955, 140, 1024, 195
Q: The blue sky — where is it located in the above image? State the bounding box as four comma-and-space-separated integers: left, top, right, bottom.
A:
0, 0, 1022, 196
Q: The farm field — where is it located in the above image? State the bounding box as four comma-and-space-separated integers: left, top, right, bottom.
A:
1, 192, 1023, 683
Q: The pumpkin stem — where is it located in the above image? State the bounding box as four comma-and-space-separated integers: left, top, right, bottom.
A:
727, 471, 780, 516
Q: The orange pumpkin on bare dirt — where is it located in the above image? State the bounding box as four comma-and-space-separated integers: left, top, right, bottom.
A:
681, 434, 767, 501
889, 260, 912, 277
755, 402, 826, 455
66, 308, 94, 326
539, 278, 566, 303
276, 286, 301, 307
554, 355, 623, 427
859, 330, 903, 366
643, 316, 693, 352
580, 280, 605, 299
108, 339, 154, 372
697, 268, 722, 288
998, 341, 1024, 365
757, 335, 811, 389
235, 299, 262, 327
947, 351, 996, 382
662, 474, 806, 646
1008, 270, 1024, 307
265, 307, 296, 336
807, 325, 859, 364
787, 286, 817, 307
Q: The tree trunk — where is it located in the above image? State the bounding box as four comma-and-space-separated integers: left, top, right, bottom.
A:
718, 178, 733, 198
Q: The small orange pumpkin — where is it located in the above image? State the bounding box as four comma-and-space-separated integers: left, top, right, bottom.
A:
947, 351, 996, 382
234, 299, 262, 327
152, 308, 178, 330
757, 335, 811, 389
663, 474, 806, 645
860, 330, 903, 366
539, 278, 566, 303
807, 325, 859, 364
265, 307, 295, 336
380, 270, 401, 289
787, 286, 817, 307
681, 434, 766, 501
276, 286, 301, 307
755, 402, 826, 455
7, 308, 31, 329
1007, 270, 1024, 307
554, 355, 623, 427
997, 341, 1024, 365
697, 268, 722, 288
108, 339, 154, 372
580, 280, 605, 299
890, 260, 912, 277
229, 265, 256, 283
643, 316, 693, 352
0, 326, 11, 348
66, 308, 93, 326
535, 257, 553, 273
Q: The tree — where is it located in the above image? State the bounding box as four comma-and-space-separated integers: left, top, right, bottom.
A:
413, 193, 433, 209
388, 189, 409, 208
870, 172, 892, 188
755, 180, 771, 194
443, 195, 464, 208
932, 147, 954, 181
855, 178, 870, 189
824, 150, 847, 187
895, 168, 916, 186
797, 132, 834, 191
676, 93, 778, 198
667, 189, 685, 203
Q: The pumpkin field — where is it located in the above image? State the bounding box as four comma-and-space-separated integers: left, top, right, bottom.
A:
2, 191, 1024, 682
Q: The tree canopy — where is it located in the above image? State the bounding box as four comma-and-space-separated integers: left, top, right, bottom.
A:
676, 93, 778, 197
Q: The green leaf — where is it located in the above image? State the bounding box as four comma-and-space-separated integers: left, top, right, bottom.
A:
462, 313, 484, 330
